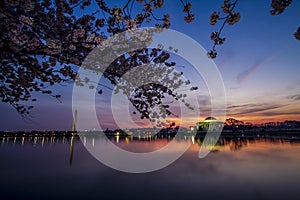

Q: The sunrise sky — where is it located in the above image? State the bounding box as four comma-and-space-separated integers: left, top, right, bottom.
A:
0, 0, 300, 131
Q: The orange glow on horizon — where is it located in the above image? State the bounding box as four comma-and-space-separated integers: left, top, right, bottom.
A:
155, 114, 300, 128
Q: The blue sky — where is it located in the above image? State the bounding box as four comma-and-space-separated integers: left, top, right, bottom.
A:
1, 0, 300, 131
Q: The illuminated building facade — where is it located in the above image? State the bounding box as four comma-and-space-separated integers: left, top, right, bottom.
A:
196, 117, 224, 131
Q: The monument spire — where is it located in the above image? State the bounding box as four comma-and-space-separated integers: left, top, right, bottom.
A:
71, 109, 77, 133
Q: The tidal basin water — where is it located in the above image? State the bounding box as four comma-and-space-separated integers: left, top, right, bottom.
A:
1, 134, 300, 200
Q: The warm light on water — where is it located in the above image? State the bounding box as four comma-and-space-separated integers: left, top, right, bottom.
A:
1, 134, 300, 200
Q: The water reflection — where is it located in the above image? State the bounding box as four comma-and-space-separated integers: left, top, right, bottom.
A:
0, 134, 77, 147
2, 133, 300, 150
1, 132, 300, 165
1, 132, 300, 200
69, 136, 75, 165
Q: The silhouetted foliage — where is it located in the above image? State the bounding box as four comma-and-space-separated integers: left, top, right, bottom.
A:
207, 0, 240, 58
224, 118, 245, 131
0, 0, 198, 125
0, 0, 298, 124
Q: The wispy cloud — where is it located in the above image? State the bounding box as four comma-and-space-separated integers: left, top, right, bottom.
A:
285, 79, 300, 90
197, 95, 210, 107
237, 48, 285, 85
287, 94, 300, 101
236, 56, 272, 84
227, 103, 283, 116
260, 110, 300, 117
229, 86, 241, 90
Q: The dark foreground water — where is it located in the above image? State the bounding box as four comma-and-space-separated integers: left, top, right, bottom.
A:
1, 134, 300, 200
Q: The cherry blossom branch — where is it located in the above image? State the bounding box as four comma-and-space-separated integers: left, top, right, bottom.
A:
207, 0, 240, 59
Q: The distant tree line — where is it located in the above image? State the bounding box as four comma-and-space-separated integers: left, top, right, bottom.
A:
223, 118, 300, 132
